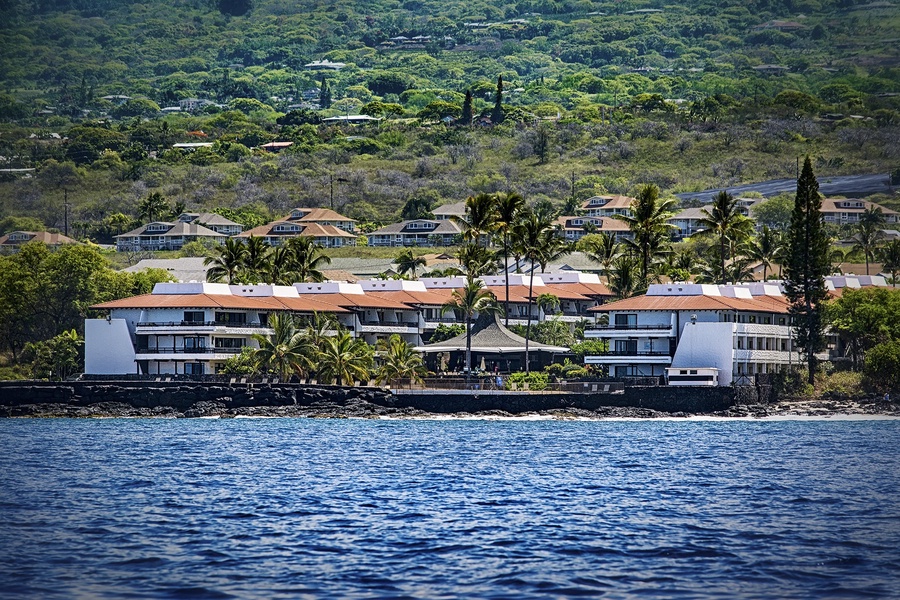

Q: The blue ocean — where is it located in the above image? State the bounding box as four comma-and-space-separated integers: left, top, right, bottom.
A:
1, 418, 898, 599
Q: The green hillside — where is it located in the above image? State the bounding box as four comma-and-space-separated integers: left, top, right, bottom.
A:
0, 0, 898, 239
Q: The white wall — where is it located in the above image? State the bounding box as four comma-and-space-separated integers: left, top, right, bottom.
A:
85, 319, 137, 374
671, 322, 736, 385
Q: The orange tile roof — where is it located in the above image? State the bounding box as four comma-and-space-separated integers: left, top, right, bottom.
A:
237, 221, 356, 239
303, 293, 412, 310
589, 293, 791, 314
92, 293, 350, 313
290, 207, 356, 222
547, 282, 614, 298
367, 289, 457, 306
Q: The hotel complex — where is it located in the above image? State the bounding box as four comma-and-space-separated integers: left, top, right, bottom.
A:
85, 271, 887, 385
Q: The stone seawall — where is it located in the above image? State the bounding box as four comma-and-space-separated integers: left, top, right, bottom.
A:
0, 380, 740, 417
390, 386, 737, 414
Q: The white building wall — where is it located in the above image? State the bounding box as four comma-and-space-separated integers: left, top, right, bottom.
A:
85, 319, 137, 374
671, 322, 736, 385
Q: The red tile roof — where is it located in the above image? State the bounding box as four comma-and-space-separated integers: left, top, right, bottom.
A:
589, 293, 791, 314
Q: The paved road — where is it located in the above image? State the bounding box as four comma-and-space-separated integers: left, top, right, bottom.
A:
676, 173, 893, 202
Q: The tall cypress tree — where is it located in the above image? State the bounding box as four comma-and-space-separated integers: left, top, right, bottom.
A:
491, 75, 504, 124
461, 89, 473, 126
784, 157, 831, 384
319, 76, 332, 109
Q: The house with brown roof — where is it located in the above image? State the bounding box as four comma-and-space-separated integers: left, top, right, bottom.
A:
554, 215, 632, 242
236, 207, 358, 248
581, 195, 635, 218
0, 230, 78, 251
177, 212, 243, 236
367, 219, 463, 247
820, 199, 899, 226
115, 221, 226, 252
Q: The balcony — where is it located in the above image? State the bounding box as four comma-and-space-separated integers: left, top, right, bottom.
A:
584, 324, 673, 338
585, 351, 672, 365
135, 321, 272, 335
137, 320, 270, 328
136, 347, 244, 356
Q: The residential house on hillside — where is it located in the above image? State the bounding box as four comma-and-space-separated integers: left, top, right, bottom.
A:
554, 215, 631, 242
432, 201, 466, 221
177, 213, 243, 236
821, 199, 899, 225
669, 207, 709, 239
581, 195, 635, 218
236, 208, 358, 248
0, 230, 78, 251
115, 222, 226, 252
367, 219, 463, 247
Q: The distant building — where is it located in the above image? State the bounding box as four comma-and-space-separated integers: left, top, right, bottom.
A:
367, 219, 463, 247
0, 230, 78, 251
581, 195, 636, 218
177, 213, 243, 237
554, 216, 631, 242
821, 199, 900, 226
116, 222, 226, 252
236, 208, 357, 248
432, 201, 466, 221
304, 60, 346, 71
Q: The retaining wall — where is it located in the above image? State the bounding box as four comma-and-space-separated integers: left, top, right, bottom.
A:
0, 380, 745, 415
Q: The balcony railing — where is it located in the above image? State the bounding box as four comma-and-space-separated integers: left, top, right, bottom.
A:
587, 324, 673, 331
137, 321, 270, 328
136, 347, 244, 355
588, 350, 672, 357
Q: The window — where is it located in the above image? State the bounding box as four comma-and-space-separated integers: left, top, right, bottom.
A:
614, 339, 638, 354
185, 363, 204, 375
214, 338, 245, 349
215, 312, 246, 325
184, 311, 205, 323
614, 314, 637, 328
183, 337, 206, 350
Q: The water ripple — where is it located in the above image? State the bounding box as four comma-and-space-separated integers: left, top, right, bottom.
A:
1, 419, 899, 599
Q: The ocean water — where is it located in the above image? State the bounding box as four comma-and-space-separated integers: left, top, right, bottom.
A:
0, 418, 898, 599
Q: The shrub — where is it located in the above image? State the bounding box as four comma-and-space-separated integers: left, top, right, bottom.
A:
505, 371, 548, 391
863, 341, 900, 392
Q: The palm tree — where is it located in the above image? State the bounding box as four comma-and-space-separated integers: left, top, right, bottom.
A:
267, 245, 296, 285
851, 219, 885, 276
583, 232, 620, 275
204, 238, 247, 284
517, 211, 555, 372
251, 313, 313, 381
441, 277, 498, 376
375, 334, 427, 388
395, 248, 427, 279
494, 190, 525, 326
879, 239, 900, 286
456, 242, 496, 278
454, 193, 497, 246
241, 236, 271, 283
137, 192, 170, 224
613, 184, 677, 289
107, 212, 131, 237
316, 331, 373, 386
608, 254, 639, 299
694, 191, 755, 285
287, 236, 331, 283
749, 226, 783, 281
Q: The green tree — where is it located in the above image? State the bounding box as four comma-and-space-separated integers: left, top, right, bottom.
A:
694, 191, 755, 285
441, 277, 497, 376
22, 329, 82, 381
827, 287, 900, 370
204, 238, 247, 284
461, 89, 474, 126
219, 347, 260, 375
879, 240, 900, 286
608, 254, 639, 299
286, 236, 331, 283
395, 249, 427, 279
613, 184, 677, 289
784, 157, 832, 385
319, 76, 332, 109
517, 211, 555, 372
240, 236, 272, 283
494, 190, 525, 326
851, 207, 886, 276
455, 193, 497, 245
137, 192, 170, 223
579, 232, 619, 275
492, 74, 504, 124
863, 341, 900, 392
749, 226, 783, 281
375, 334, 427, 388
251, 313, 312, 380
751, 195, 794, 230
456, 243, 496, 278
316, 331, 373, 386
